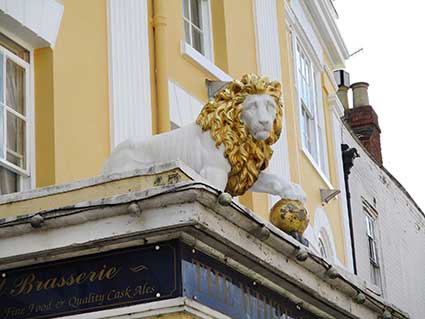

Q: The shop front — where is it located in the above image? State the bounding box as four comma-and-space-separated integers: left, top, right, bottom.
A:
0, 162, 407, 319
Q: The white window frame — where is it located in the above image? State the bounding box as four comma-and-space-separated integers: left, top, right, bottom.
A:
0, 32, 34, 194
182, 0, 213, 61
363, 204, 381, 288
292, 36, 330, 180
366, 215, 379, 264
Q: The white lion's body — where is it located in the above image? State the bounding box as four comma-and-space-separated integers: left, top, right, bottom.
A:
102, 94, 306, 202
102, 123, 231, 189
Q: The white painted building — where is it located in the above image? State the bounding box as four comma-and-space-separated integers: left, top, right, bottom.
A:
332, 79, 425, 319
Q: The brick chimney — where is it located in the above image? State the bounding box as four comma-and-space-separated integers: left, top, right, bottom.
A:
345, 82, 383, 165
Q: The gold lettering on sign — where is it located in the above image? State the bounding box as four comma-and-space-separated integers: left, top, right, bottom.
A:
107, 287, 134, 302
133, 282, 155, 296
68, 292, 107, 309
10, 265, 120, 297
129, 265, 149, 273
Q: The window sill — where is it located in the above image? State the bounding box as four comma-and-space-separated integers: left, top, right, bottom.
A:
301, 146, 333, 189
366, 281, 382, 296
181, 42, 232, 81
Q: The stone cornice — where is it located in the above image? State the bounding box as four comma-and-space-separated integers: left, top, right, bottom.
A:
299, 0, 349, 69
0, 169, 409, 319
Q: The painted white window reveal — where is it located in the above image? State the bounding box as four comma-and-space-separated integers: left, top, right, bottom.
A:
183, 0, 213, 60
294, 40, 328, 177
0, 40, 31, 195
168, 80, 203, 128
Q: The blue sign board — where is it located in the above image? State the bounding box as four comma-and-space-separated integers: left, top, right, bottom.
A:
0, 242, 180, 319
182, 245, 320, 319
0, 241, 320, 319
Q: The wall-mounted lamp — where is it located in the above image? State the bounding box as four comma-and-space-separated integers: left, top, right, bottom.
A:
320, 189, 341, 205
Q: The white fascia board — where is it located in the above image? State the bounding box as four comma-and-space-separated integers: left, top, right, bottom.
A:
0, 0, 64, 48
302, 0, 349, 69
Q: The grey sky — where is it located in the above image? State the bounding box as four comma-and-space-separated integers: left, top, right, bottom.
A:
335, 1, 425, 210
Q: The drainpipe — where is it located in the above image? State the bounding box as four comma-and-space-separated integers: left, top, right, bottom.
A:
153, 0, 170, 133
341, 144, 359, 274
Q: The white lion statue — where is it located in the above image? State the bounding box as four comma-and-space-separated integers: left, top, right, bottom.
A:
102, 74, 306, 202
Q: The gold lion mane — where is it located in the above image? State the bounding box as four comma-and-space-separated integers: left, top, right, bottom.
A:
196, 74, 283, 196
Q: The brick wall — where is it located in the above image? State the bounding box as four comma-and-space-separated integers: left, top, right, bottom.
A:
345, 105, 383, 164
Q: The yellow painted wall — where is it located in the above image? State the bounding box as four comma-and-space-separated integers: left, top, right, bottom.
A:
34, 48, 55, 187
31, 0, 349, 264
221, 0, 258, 78
277, 3, 346, 263
167, 0, 212, 103
211, 0, 228, 72
52, 0, 110, 184
165, 0, 267, 214
166, 0, 258, 104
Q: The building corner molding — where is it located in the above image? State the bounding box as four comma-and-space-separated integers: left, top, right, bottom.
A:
253, 0, 291, 202
107, 0, 153, 148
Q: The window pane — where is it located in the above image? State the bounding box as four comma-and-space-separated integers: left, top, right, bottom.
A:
0, 33, 30, 63
192, 27, 204, 54
6, 111, 25, 169
0, 53, 3, 103
0, 104, 3, 159
6, 58, 25, 115
0, 166, 18, 195
190, 0, 202, 28
183, 0, 190, 19
184, 20, 191, 45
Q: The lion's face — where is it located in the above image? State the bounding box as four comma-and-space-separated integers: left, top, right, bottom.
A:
196, 74, 282, 196
240, 94, 277, 141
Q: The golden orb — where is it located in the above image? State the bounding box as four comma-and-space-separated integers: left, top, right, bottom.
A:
269, 199, 309, 239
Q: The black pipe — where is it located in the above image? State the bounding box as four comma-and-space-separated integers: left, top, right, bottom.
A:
341, 144, 359, 275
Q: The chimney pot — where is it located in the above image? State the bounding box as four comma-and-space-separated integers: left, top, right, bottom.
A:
351, 82, 369, 107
